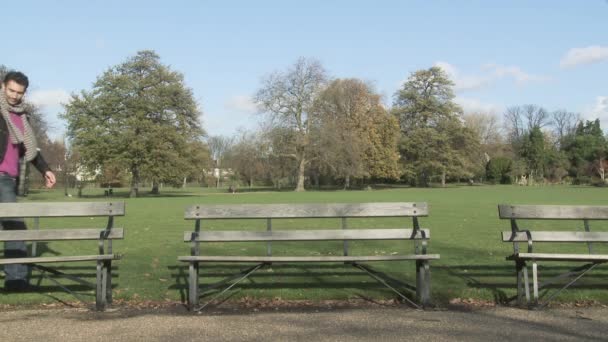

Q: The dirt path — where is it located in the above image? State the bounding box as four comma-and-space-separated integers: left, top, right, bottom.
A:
1, 304, 607, 341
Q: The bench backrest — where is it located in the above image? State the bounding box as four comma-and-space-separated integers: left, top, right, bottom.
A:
498, 204, 608, 221
498, 204, 608, 253
184, 202, 430, 256
185, 202, 427, 220
0, 202, 124, 218
0, 202, 125, 248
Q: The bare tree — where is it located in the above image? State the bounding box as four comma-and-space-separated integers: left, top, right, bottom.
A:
551, 109, 579, 145
503, 104, 550, 143
207, 135, 233, 188
522, 104, 550, 131
254, 57, 327, 191
463, 112, 503, 146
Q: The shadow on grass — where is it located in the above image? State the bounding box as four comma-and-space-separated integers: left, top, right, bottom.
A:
1, 265, 121, 307
438, 263, 608, 304
167, 263, 420, 306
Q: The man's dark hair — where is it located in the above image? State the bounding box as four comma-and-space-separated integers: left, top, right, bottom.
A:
3, 71, 29, 90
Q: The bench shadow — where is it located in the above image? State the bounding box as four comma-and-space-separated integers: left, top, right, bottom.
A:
440, 264, 608, 304
167, 263, 420, 307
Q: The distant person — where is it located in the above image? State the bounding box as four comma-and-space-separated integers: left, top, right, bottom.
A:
0, 71, 56, 291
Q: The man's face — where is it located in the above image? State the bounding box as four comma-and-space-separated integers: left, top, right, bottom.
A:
2, 80, 26, 106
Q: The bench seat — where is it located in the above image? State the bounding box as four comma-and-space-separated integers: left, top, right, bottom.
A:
507, 253, 608, 262
0, 254, 120, 265
179, 254, 440, 263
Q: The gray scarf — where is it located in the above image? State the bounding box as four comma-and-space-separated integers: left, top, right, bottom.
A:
0, 92, 38, 162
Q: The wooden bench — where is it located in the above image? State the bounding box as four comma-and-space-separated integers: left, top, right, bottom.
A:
499, 204, 608, 308
178, 202, 439, 310
0, 202, 125, 310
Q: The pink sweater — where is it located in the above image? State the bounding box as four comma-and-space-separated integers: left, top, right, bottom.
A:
0, 113, 24, 177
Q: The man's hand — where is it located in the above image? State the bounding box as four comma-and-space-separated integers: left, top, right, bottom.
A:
44, 171, 56, 188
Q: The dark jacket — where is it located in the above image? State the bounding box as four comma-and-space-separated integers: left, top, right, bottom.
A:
0, 113, 52, 175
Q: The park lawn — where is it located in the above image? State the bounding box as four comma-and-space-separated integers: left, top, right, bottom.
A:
1, 184, 608, 307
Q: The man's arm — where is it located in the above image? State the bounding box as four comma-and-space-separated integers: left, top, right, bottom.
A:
30, 151, 56, 188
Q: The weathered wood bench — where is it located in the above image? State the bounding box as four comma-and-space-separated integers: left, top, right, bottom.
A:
499, 204, 608, 308
178, 202, 439, 310
0, 202, 125, 310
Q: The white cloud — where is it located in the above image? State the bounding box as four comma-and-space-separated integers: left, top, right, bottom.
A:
584, 96, 608, 128
434, 61, 490, 91
224, 95, 258, 113
455, 96, 503, 115
482, 63, 550, 84
433, 62, 549, 92
560, 45, 608, 69
27, 88, 71, 108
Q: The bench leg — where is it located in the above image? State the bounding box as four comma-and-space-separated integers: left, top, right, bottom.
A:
516, 260, 525, 306
532, 261, 539, 305
105, 260, 113, 304
416, 260, 431, 307
188, 261, 199, 310
96, 260, 108, 311
523, 264, 531, 305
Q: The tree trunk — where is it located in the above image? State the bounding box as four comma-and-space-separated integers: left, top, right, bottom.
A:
182, 176, 187, 188
216, 168, 222, 188
344, 174, 350, 189
151, 181, 160, 194
441, 172, 446, 187
295, 155, 306, 192
130, 167, 140, 198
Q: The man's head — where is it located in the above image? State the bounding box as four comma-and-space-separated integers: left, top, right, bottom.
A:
2, 71, 29, 106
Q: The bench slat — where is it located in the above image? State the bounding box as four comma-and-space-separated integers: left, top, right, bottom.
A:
507, 253, 608, 262
0, 202, 125, 218
179, 254, 440, 262
184, 228, 430, 242
502, 231, 608, 243
499, 204, 608, 220
0, 254, 120, 265
185, 202, 427, 219
0, 228, 124, 242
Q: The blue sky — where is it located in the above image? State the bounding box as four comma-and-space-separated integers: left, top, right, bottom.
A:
4, 0, 608, 139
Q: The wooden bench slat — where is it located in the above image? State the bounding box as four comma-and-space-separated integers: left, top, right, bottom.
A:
0, 228, 124, 241
507, 253, 608, 262
179, 254, 440, 263
499, 204, 608, 220
184, 228, 430, 242
0, 202, 125, 218
502, 231, 608, 243
185, 202, 428, 219
0, 254, 120, 265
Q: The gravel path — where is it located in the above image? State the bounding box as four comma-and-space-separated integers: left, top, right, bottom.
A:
1, 305, 607, 341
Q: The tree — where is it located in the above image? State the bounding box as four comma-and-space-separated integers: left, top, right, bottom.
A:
226, 130, 269, 187
181, 139, 211, 187
563, 119, 608, 183
254, 57, 327, 191
312, 78, 400, 188
207, 135, 233, 188
551, 109, 578, 147
62, 51, 205, 197
486, 157, 513, 184
519, 126, 547, 182
392, 67, 481, 186
503, 104, 550, 147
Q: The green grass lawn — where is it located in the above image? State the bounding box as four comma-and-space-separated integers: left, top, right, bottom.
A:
2, 184, 608, 306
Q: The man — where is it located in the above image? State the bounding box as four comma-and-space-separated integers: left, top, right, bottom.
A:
0, 71, 56, 291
